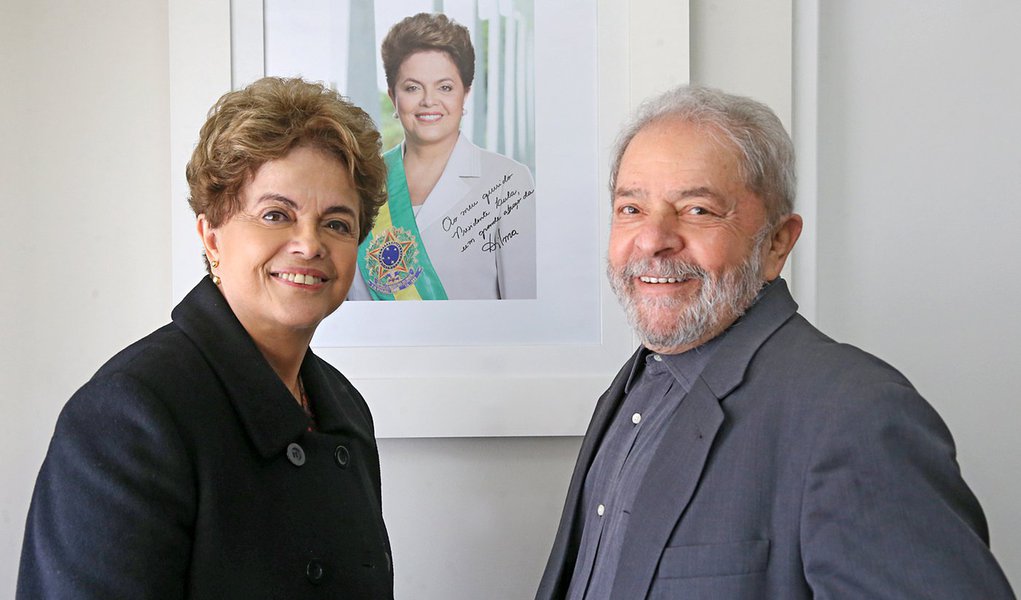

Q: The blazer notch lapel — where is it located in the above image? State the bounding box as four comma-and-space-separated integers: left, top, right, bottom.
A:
538, 349, 641, 597
172, 280, 309, 459
611, 381, 725, 600
700, 279, 800, 398
414, 134, 479, 231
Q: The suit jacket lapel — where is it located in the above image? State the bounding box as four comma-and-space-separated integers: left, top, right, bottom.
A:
610, 378, 724, 599
610, 279, 800, 599
537, 348, 641, 599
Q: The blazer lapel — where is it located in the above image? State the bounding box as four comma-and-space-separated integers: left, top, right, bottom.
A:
414, 133, 478, 232
610, 379, 725, 600
171, 279, 309, 459
537, 348, 641, 599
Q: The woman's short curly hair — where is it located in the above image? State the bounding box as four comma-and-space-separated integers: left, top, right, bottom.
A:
381, 13, 475, 94
186, 76, 386, 244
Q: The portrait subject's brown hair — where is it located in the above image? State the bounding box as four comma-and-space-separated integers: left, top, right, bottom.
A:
381, 12, 476, 93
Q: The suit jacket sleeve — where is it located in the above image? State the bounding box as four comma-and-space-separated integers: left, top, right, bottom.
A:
18, 373, 196, 599
800, 379, 1015, 598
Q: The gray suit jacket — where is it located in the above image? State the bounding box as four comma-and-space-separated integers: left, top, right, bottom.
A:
537, 280, 1014, 599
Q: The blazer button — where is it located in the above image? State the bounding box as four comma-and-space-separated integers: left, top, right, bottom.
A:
306, 559, 325, 584
334, 445, 350, 468
286, 442, 306, 467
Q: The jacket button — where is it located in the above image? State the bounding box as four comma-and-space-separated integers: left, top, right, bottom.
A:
306, 559, 325, 584
286, 443, 306, 467
334, 445, 350, 468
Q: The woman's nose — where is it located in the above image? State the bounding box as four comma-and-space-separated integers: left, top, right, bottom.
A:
291, 222, 325, 258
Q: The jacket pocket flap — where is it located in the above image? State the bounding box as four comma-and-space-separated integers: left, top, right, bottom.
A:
657, 539, 770, 579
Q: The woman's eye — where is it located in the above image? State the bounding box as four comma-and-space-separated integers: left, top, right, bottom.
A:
441, 84, 453, 92
688, 206, 709, 216
404, 84, 419, 93
325, 219, 353, 234
262, 210, 288, 223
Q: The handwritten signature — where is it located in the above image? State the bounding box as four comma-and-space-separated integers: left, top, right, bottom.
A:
482, 229, 520, 253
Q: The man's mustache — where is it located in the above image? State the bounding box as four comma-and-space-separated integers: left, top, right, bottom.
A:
615, 258, 711, 283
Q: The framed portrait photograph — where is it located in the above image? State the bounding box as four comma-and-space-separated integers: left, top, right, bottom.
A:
170, 0, 659, 436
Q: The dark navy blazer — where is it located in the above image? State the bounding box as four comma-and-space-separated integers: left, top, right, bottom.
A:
19, 278, 394, 599
537, 279, 1015, 599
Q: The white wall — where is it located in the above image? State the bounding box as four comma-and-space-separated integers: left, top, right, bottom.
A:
0, 0, 171, 594
814, 1, 1021, 586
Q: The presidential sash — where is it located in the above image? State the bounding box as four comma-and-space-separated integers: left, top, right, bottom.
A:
357, 146, 448, 300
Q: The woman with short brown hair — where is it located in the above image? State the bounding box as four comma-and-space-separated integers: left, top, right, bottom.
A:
18, 77, 394, 599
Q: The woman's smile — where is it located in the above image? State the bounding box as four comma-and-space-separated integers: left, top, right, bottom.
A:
200, 145, 361, 340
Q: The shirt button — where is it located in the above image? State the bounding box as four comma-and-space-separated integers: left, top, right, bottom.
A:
306, 559, 325, 584
652, 354, 662, 362
334, 445, 350, 468
597, 504, 605, 516
286, 442, 306, 467
631, 412, 642, 425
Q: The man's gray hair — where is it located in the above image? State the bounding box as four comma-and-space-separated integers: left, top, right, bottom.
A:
610, 85, 796, 225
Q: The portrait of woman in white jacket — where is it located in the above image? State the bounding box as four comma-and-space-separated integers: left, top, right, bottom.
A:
349, 12, 537, 301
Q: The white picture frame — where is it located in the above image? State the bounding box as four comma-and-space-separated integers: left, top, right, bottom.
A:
169, 0, 691, 437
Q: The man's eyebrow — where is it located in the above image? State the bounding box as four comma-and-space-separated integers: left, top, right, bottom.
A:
674, 186, 721, 201
613, 186, 646, 200
613, 186, 721, 201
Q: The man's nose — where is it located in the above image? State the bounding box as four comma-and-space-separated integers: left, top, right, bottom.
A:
634, 212, 683, 256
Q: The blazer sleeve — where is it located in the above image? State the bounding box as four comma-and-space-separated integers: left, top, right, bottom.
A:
18, 373, 196, 599
800, 380, 1015, 599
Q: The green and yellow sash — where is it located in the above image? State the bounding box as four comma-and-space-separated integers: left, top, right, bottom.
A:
357, 146, 448, 300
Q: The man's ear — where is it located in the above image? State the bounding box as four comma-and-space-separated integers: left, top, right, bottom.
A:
763, 213, 803, 280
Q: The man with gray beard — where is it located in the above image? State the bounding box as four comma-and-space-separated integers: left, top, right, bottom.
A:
536, 86, 1014, 599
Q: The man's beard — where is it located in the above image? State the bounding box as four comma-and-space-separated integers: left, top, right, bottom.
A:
607, 229, 769, 351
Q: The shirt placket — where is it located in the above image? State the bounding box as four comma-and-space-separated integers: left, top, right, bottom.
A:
571, 355, 674, 599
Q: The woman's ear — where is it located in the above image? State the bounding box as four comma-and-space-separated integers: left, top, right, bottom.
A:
196, 214, 219, 264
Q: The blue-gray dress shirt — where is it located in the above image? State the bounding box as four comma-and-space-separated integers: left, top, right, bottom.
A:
566, 338, 721, 599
